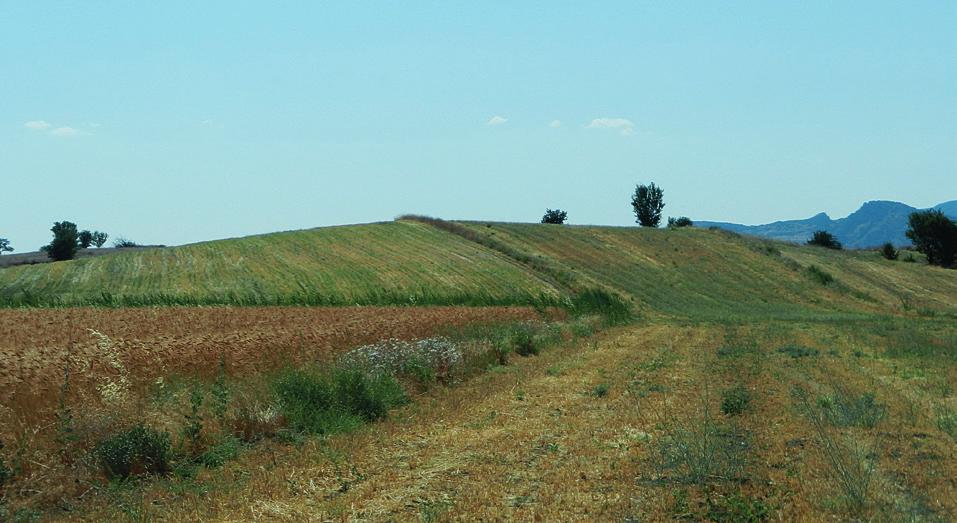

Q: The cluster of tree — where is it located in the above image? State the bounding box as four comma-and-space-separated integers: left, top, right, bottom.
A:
806, 230, 842, 250
44, 222, 110, 261
542, 182, 687, 229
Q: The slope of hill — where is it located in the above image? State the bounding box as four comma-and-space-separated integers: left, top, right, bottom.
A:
0, 221, 561, 306
697, 200, 957, 248
452, 221, 957, 319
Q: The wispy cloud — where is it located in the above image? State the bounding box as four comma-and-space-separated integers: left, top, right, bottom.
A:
24, 120, 52, 130
50, 126, 80, 137
487, 115, 508, 126
586, 117, 635, 136
549, 120, 562, 128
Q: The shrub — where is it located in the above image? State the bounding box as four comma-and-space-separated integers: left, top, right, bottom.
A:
777, 345, 820, 358
806, 265, 835, 285
720, 386, 752, 415
47, 221, 80, 261
706, 492, 772, 522
510, 326, 539, 356
0, 448, 11, 487
906, 210, 957, 268
667, 216, 693, 228
95, 425, 172, 480
817, 390, 886, 428
273, 367, 406, 435
591, 383, 610, 398
651, 407, 748, 484
541, 209, 568, 224
807, 230, 842, 250
631, 182, 665, 227
880, 242, 898, 261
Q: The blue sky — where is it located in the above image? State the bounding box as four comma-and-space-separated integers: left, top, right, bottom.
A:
2, 1, 955, 251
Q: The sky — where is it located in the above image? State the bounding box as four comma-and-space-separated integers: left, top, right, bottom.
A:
2, 1, 955, 251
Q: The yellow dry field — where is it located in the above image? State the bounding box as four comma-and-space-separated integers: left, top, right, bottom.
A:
77, 319, 957, 521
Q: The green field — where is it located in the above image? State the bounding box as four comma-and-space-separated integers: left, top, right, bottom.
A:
0, 221, 561, 306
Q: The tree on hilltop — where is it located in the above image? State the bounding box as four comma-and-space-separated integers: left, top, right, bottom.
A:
0, 238, 12, 255
541, 209, 568, 224
631, 183, 664, 227
47, 221, 80, 261
91, 231, 109, 248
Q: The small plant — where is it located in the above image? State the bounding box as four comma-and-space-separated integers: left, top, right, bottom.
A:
817, 390, 886, 428
211, 353, 230, 427
651, 404, 749, 485
936, 410, 957, 440
807, 230, 842, 250
720, 386, 752, 416
592, 383, 610, 398
806, 265, 835, 286
95, 425, 172, 480
777, 344, 820, 358
0, 442, 11, 487
880, 242, 898, 260
182, 389, 204, 455
793, 386, 876, 512
706, 491, 772, 522
541, 208, 568, 224
510, 326, 539, 357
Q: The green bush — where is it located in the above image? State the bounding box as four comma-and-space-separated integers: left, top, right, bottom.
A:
777, 345, 820, 358
720, 386, 752, 416
591, 383, 610, 398
0, 454, 11, 487
880, 242, 898, 261
806, 265, 835, 286
510, 326, 539, 357
95, 425, 172, 480
807, 230, 842, 250
273, 367, 406, 435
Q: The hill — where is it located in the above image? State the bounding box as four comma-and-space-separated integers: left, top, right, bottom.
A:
0, 221, 561, 307
3, 217, 955, 318
697, 199, 957, 248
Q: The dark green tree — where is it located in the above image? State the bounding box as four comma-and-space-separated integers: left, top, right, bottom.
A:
541, 209, 568, 224
91, 231, 109, 248
667, 216, 693, 228
47, 221, 80, 261
78, 230, 93, 249
807, 230, 842, 250
631, 183, 664, 227
880, 242, 898, 261
0, 238, 12, 255
906, 210, 957, 268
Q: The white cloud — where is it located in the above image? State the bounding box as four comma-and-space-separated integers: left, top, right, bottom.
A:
50, 126, 80, 137
487, 115, 508, 126
24, 120, 52, 130
586, 117, 635, 136
549, 120, 562, 128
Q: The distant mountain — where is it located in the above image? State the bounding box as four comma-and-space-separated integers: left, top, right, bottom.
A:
697, 200, 957, 249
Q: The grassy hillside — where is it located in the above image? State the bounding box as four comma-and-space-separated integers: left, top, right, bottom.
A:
2, 218, 954, 318
0, 221, 560, 306
453, 222, 957, 319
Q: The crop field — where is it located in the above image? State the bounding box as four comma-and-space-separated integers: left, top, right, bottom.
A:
1, 221, 956, 521
0, 221, 559, 307
0, 305, 543, 427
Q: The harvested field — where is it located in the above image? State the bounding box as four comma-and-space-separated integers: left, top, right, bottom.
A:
0, 306, 543, 426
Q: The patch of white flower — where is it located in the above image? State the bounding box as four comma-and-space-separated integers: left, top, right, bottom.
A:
339, 337, 462, 379
88, 328, 130, 405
